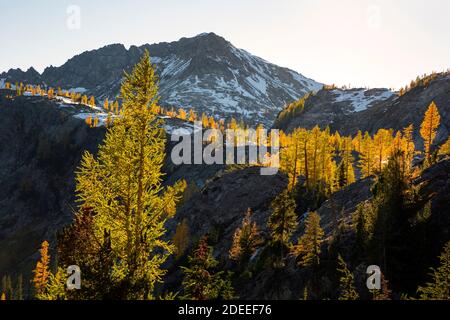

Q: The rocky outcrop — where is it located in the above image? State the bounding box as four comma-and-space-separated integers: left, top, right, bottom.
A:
167, 166, 288, 254
316, 177, 373, 235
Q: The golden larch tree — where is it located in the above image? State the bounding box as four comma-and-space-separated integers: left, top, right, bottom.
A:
88, 96, 95, 107
188, 109, 197, 122
33, 241, 51, 296
75, 50, 186, 299
47, 88, 55, 99
337, 255, 359, 300
420, 101, 441, 163
178, 108, 187, 120
229, 208, 262, 265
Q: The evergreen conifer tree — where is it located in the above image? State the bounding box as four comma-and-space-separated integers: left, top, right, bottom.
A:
268, 190, 298, 265
337, 255, 359, 300
181, 237, 235, 300
294, 212, 324, 268
417, 241, 450, 300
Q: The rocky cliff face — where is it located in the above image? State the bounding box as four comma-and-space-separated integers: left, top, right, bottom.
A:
0, 92, 105, 281
274, 74, 450, 147
0, 33, 322, 126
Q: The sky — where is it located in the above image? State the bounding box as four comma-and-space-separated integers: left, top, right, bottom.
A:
0, 0, 449, 89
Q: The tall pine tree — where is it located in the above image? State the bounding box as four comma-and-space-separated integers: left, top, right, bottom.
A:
294, 212, 324, 268
267, 190, 298, 266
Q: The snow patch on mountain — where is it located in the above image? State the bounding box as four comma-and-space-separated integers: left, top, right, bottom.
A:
246, 75, 268, 95
160, 56, 192, 78
164, 121, 202, 136
289, 71, 323, 92
68, 87, 88, 93
150, 56, 162, 64
332, 89, 396, 112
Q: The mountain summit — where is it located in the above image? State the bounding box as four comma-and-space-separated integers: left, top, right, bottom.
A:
0, 33, 322, 125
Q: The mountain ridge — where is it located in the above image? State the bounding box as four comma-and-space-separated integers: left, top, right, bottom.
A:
274, 73, 450, 148
0, 33, 322, 126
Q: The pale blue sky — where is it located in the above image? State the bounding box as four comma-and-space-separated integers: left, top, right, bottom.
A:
1, 0, 449, 89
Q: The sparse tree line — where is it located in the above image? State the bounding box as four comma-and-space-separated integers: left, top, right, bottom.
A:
3, 81, 97, 106
275, 69, 450, 128
398, 70, 450, 96
1, 52, 449, 300
273, 92, 313, 127
2, 80, 251, 132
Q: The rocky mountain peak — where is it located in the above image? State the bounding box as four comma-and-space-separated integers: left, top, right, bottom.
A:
25, 66, 39, 75
0, 33, 321, 125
